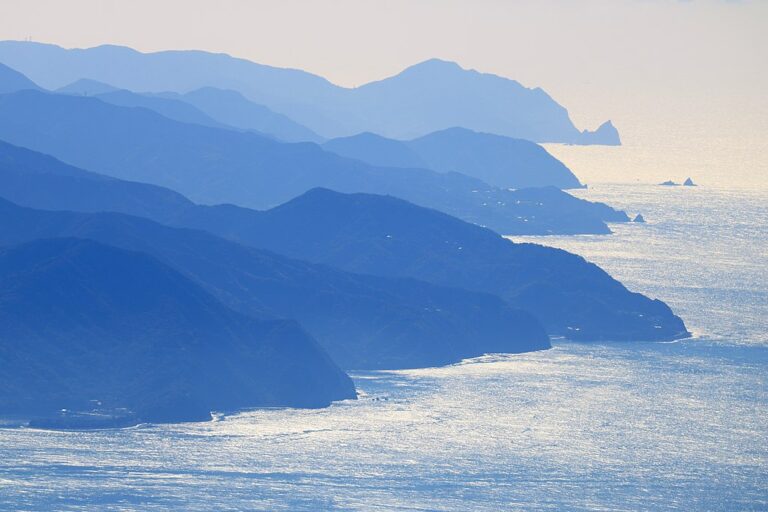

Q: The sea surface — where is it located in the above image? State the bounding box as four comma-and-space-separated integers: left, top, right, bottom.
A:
1, 184, 766, 511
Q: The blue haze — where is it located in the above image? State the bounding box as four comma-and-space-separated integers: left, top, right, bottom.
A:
0, 140, 683, 344
0, 89, 625, 235
323, 127, 584, 190
0, 41, 618, 143
0, 36, 763, 511
0, 184, 765, 510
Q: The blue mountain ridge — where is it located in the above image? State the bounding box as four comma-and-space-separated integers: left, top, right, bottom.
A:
0, 140, 686, 342
0, 41, 620, 144
323, 128, 584, 189
0, 89, 627, 235
0, 237, 355, 427
0, 194, 550, 371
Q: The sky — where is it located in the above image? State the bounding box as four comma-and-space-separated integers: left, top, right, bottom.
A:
1, 0, 766, 187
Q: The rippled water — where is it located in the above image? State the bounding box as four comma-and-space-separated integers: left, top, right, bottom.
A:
515, 184, 768, 346
1, 184, 766, 511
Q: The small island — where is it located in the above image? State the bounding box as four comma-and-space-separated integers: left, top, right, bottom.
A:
659, 178, 697, 187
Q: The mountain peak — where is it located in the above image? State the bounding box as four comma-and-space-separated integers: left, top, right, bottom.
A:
87, 44, 142, 56
424, 126, 477, 137
414, 57, 462, 68
399, 58, 465, 76
57, 78, 120, 95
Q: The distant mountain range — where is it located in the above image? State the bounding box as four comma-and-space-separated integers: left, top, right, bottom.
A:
0, 89, 626, 235
57, 77, 119, 95
0, 41, 620, 144
0, 140, 687, 342
0, 193, 550, 371
57, 78, 324, 143
62, 81, 586, 189
87, 88, 227, 128
323, 128, 583, 189
0, 61, 41, 94
0, 43, 686, 428
237, 188, 689, 342
0, 237, 355, 427
151, 87, 324, 143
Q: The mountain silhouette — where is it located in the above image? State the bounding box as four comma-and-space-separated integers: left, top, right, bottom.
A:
56, 78, 119, 95
0, 90, 626, 234
0, 61, 41, 93
575, 120, 621, 145
340, 58, 618, 142
58, 78, 319, 141
0, 237, 355, 427
0, 141, 681, 342
324, 132, 427, 168
208, 188, 691, 342
155, 87, 323, 142
0, 41, 620, 144
0, 139, 196, 220
92, 89, 226, 128
324, 127, 583, 189
0, 196, 550, 369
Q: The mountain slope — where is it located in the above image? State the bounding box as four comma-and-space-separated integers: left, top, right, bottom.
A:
214, 188, 690, 342
59, 78, 321, 142
0, 197, 550, 369
342, 58, 614, 142
57, 78, 120, 95
0, 90, 626, 234
0, 41, 619, 143
94, 89, 225, 128
0, 142, 682, 342
157, 87, 323, 142
0, 139, 196, 220
0, 61, 41, 93
0, 237, 355, 427
0, 41, 345, 132
407, 127, 583, 189
324, 127, 583, 189
323, 132, 428, 169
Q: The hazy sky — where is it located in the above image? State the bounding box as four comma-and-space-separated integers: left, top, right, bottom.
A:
1, 0, 766, 186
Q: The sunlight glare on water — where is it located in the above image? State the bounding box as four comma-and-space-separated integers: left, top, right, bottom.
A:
0, 184, 766, 511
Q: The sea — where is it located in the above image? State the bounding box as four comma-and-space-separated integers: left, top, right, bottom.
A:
0, 183, 766, 511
